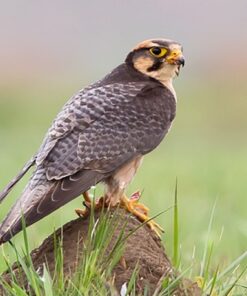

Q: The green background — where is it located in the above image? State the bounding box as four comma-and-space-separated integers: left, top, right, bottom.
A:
0, 0, 246, 273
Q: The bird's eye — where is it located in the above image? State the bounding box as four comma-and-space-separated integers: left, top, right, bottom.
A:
149, 47, 167, 58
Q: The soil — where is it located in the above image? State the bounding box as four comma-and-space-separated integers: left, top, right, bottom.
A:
0, 208, 201, 295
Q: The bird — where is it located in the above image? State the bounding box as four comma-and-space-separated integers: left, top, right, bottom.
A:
0, 38, 185, 244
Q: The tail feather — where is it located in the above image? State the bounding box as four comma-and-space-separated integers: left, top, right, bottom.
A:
0, 169, 105, 244
0, 157, 35, 203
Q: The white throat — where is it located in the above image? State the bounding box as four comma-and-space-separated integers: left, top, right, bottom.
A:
149, 64, 178, 101
133, 58, 178, 101
161, 78, 177, 101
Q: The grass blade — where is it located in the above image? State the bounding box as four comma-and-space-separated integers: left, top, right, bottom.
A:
160, 265, 192, 295
200, 199, 217, 277
42, 264, 54, 296
173, 179, 179, 268
208, 265, 219, 296
205, 250, 247, 290
220, 265, 247, 296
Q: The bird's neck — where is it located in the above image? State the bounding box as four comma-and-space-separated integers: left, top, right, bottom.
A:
160, 78, 177, 102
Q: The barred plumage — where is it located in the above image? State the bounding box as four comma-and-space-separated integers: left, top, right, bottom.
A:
0, 38, 184, 243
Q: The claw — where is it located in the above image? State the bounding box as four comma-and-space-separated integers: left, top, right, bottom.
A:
76, 191, 164, 237
83, 191, 91, 203
75, 193, 106, 218
75, 208, 89, 217
120, 195, 164, 237
83, 200, 91, 209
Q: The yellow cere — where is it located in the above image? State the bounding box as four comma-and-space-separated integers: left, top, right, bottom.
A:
149, 47, 168, 58
170, 49, 182, 58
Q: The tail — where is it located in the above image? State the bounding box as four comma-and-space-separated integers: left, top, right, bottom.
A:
0, 157, 36, 203
0, 168, 105, 244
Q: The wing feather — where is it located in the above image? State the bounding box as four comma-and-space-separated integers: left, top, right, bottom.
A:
36, 82, 149, 181
0, 64, 176, 244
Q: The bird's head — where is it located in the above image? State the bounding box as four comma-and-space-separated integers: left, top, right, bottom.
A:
125, 38, 185, 84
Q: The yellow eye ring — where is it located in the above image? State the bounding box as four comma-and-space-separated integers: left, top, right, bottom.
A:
149, 47, 168, 58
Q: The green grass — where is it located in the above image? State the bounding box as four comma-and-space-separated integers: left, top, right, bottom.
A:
0, 191, 246, 295
0, 79, 247, 291
0, 209, 126, 295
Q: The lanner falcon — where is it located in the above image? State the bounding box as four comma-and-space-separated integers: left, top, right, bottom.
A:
0, 38, 184, 244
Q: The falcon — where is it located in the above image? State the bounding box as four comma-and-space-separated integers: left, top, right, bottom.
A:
0, 38, 185, 244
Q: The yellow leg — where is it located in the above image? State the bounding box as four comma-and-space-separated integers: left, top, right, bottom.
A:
128, 190, 149, 215
75, 191, 164, 237
120, 195, 164, 237
83, 191, 91, 204
75, 191, 104, 217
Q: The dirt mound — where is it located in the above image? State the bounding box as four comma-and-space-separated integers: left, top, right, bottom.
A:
1, 208, 201, 295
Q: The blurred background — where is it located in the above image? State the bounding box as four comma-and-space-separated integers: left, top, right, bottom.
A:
0, 0, 246, 272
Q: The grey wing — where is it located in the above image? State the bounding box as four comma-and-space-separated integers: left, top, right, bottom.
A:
36, 86, 101, 166
0, 81, 171, 244
38, 81, 173, 182
0, 82, 145, 243
36, 82, 147, 181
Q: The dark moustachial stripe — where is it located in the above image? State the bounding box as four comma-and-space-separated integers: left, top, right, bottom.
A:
147, 60, 163, 72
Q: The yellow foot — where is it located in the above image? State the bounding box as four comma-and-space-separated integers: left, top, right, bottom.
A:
120, 194, 164, 237
75, 207, 89, 217
75, 191, 104, 218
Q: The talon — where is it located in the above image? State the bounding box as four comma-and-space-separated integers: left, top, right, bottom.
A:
75, 208, 89, 218
83, 200, 91, 209
83, 191, 91, 203
75, 191, 92, 217
120, 195, 164, 237
75, 192, 106, 218
146, 219, 164, 236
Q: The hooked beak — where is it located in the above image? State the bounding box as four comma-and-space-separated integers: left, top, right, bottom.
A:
166, 49, 185, 67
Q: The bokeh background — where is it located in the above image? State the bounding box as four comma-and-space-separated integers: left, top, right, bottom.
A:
0, 0, 246, 272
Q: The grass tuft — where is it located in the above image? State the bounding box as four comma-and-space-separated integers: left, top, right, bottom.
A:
172, 178, 179, 268
0, 186, 246, 295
